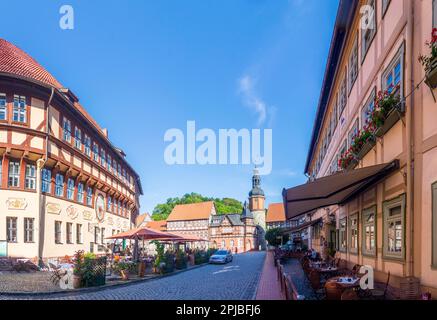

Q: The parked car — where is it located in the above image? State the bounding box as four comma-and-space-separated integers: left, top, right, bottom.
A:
209, 250, 233, 264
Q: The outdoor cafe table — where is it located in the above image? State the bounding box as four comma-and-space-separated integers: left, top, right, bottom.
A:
327, 276, 361, 290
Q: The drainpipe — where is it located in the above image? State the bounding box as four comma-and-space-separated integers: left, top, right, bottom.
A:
37, 87, 54, 265
405, 0, 415, 277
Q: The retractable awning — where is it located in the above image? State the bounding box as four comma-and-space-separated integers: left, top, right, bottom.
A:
282, 160, 399, 220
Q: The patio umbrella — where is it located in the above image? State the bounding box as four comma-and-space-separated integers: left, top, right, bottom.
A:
106, 227, 179, 240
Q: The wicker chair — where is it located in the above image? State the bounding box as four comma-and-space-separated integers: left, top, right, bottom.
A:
399, 276, 421, 300
369, 271, 391, 300
341, 288, 359, 300
325, 281, 343, 300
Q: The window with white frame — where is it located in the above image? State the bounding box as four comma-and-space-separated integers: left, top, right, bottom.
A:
94, 227, 99, 244
0, 93, 6, 120
55, 221, 62, 244
25, 163, 36, 190
107, 196, 112, 212
13, 95, 26, 123
77, 182, 84, 203
63, 118, 71, 143
383, 46, 403, 98
348, 119, 359, 147
339, 73, 347, 114
55, 173, 64, 197
101, 149, 106, 167
66, 222, 73, 244
24, 218, 34, 243
362, 206, 376, 256
6, 217, 17, 243
84, 135, 91, 157
101, 227, 105, 244
76, 224, 83, 244
74, 127, 82, 150
339, 218, 347, 252
361, 0, 376, 60
348, 36, 358, 92
361, 89, 376, 128
8, 160, 20, 187
42, 168, 51, 193
93, 142, 99, 162
383, 194, 405, 260
349, 214, 359, 254
86, 186, 93, 206
107, 154, 111, 171
67, 178, 75, 200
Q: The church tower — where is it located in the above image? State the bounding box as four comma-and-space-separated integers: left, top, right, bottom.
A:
248, 168, 266, 250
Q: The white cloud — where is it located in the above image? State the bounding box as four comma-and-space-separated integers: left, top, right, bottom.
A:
238, 75, 273, 126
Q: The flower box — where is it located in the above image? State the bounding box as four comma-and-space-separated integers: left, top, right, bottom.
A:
425, 58, 437, 89
355, 137, 376, 160
345, 158, 358, 170
374, 107, 403, 138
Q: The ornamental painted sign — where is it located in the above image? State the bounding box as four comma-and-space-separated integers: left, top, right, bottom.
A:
6, 198, 27, 210
107, 216, 114, 225
46, 203, 61, 215
66, 206, 78, 220
95, 194, 105, 222
83, 211, 93, 221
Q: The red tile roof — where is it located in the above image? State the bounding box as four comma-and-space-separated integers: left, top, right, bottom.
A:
266, 203, 286, 223
135, 213, 151, 227
167, 201, 215, 222
0, 38, 104, 133
0, 38, 62, 89
145, 220, 167, 232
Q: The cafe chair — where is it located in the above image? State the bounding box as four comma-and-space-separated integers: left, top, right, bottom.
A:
325, 281, 343, 300
370, 271, 390, 300
341, 288, 359, 300
309, 270, 326, 299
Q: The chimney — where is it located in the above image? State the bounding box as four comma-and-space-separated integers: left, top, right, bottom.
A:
102, 128, 108, 138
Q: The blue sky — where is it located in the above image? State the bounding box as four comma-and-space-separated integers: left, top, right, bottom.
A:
0, 0, 339, 213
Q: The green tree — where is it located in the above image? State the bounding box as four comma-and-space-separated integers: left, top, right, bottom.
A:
151, 193, 243, 221
265, 228, 289, 247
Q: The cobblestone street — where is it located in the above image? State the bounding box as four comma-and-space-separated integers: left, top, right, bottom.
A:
0, 251, 266, 300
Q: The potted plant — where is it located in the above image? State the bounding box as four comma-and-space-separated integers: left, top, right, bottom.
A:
115, 262, 131, 280
175, 250, 188, 270
72, 250, 84, 289
419, 28, 437, 89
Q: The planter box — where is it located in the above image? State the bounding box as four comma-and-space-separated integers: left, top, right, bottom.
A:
375, 107, 403, 138
425, 58, 437, 89
345, 158, 358, 171
355, 138, 376, 160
